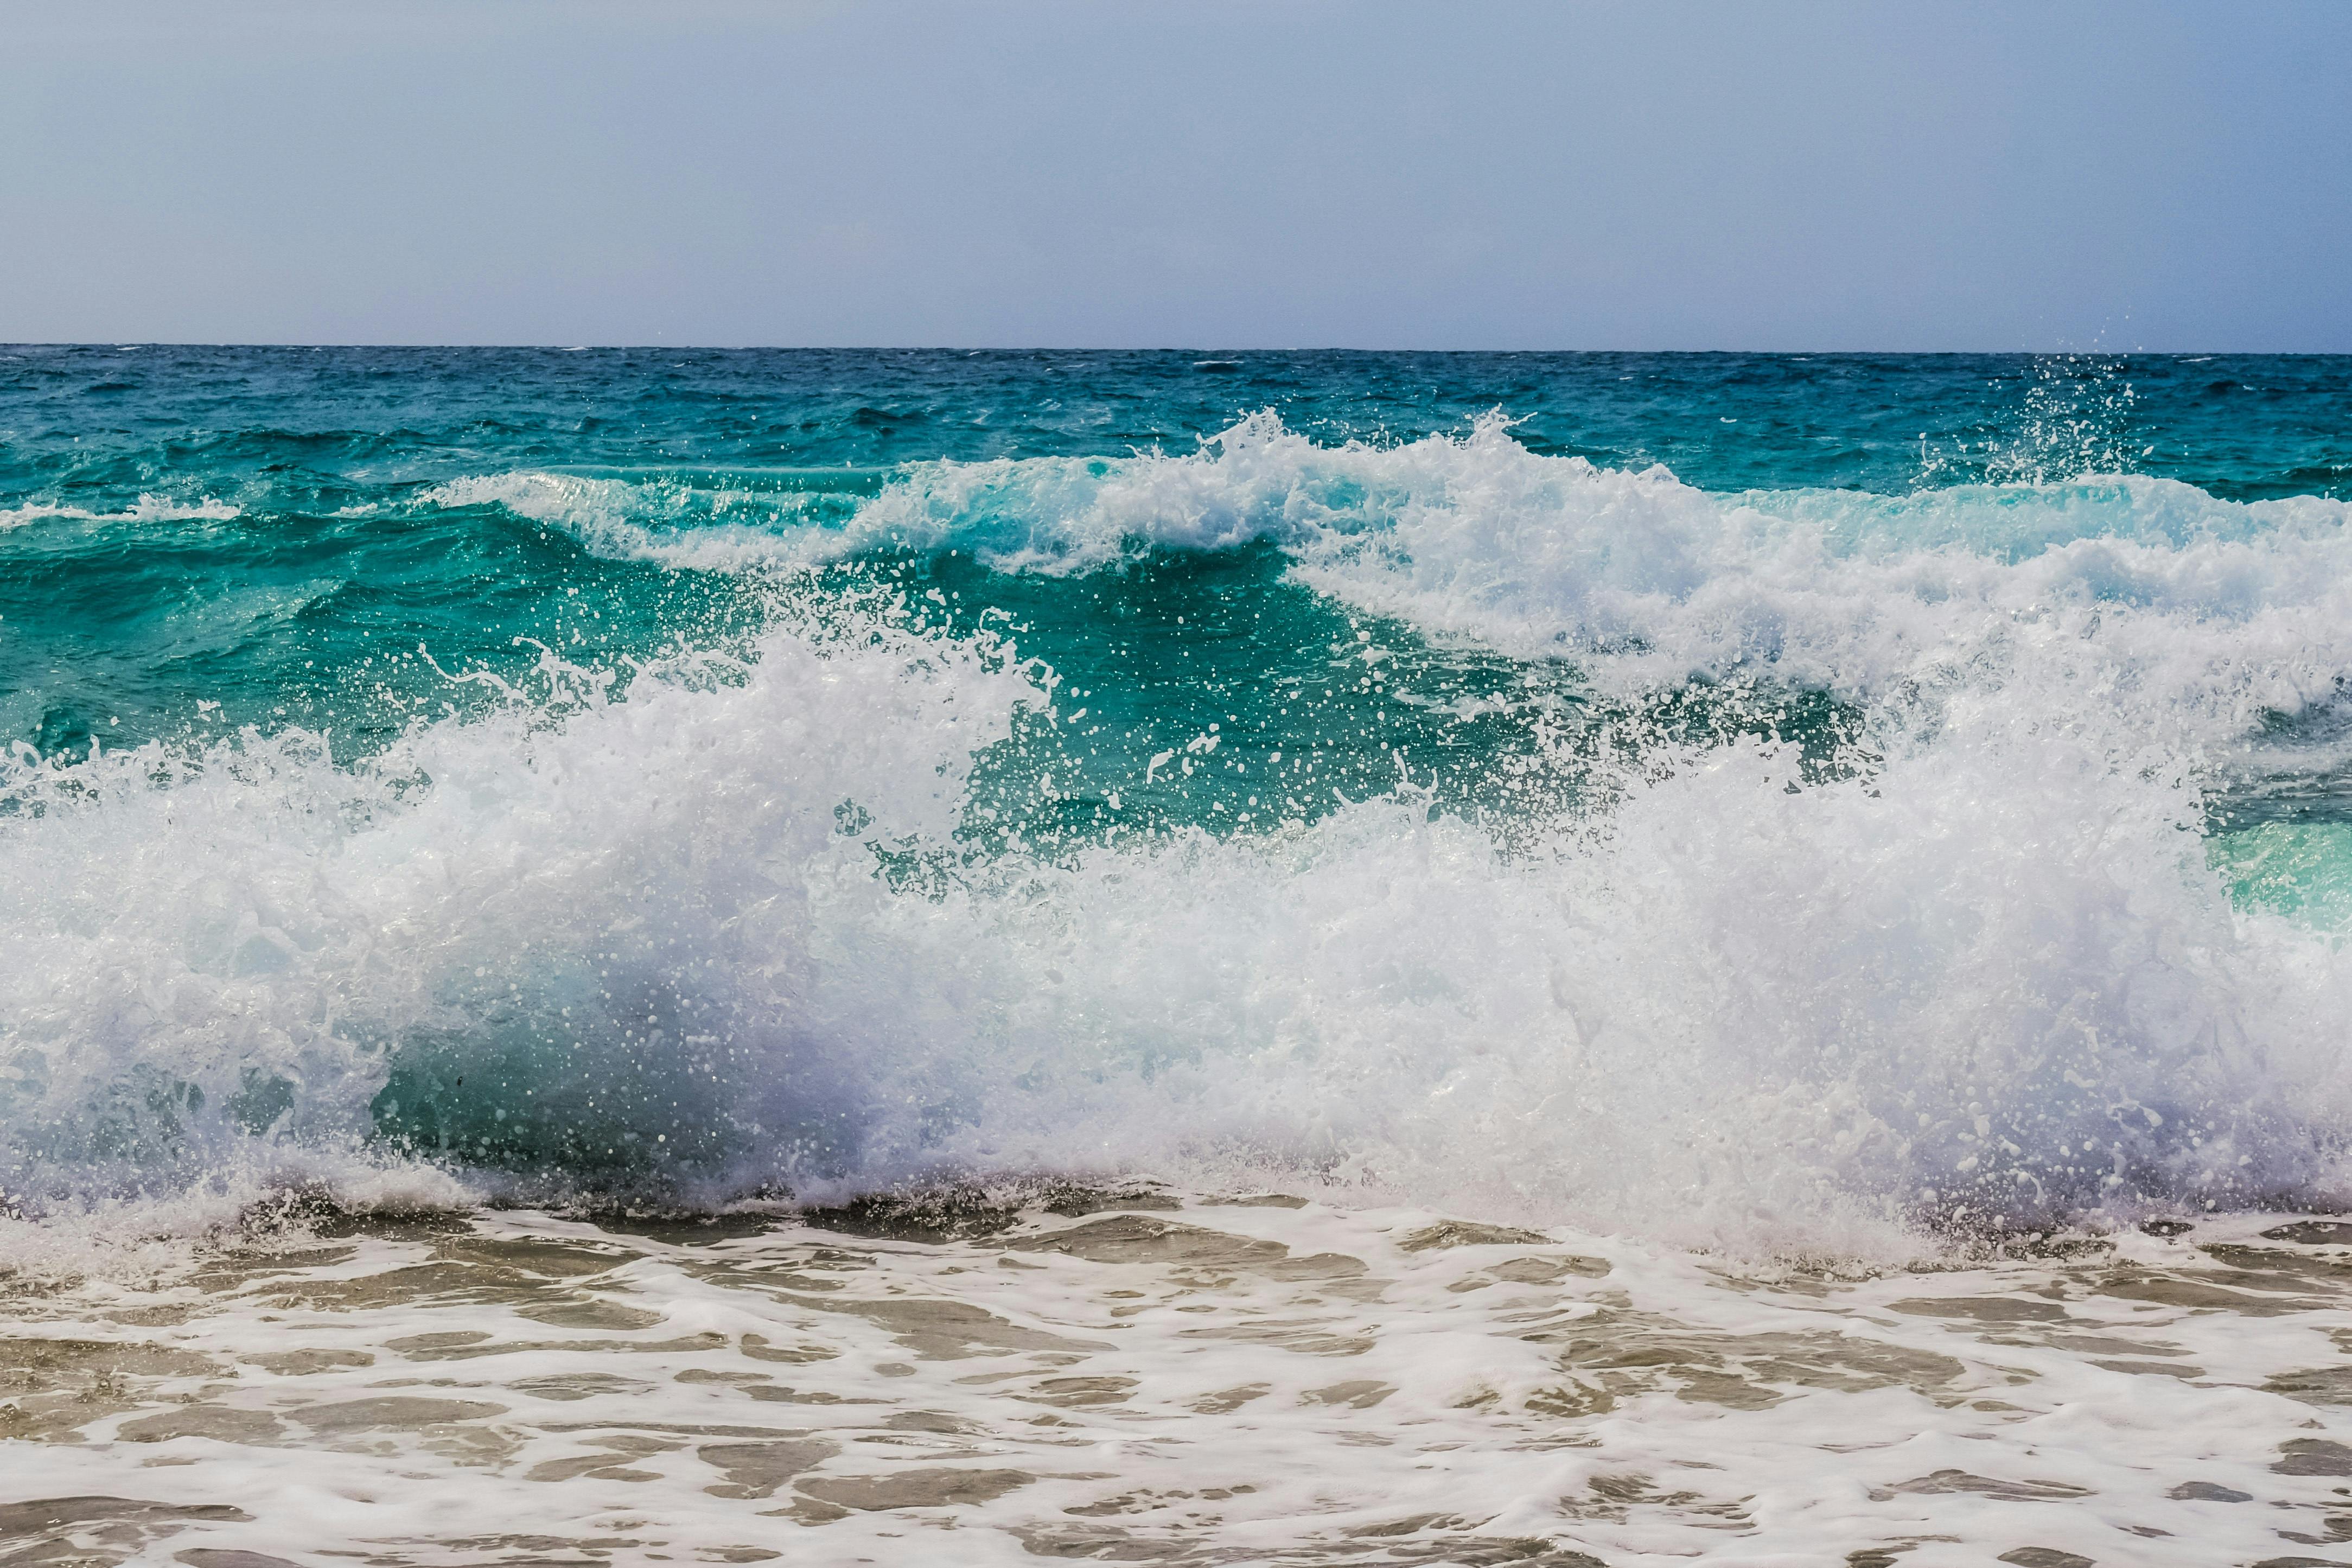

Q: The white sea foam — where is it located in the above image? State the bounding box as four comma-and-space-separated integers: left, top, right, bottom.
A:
3, 619, 2348, 1255
0, 494, 243, 530
8, 1200, 2352, 1567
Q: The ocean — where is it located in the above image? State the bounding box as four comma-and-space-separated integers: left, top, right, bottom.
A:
5, 345, 2352, 1565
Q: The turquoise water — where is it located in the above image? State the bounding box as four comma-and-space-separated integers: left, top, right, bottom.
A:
5, 346, 2352, 1238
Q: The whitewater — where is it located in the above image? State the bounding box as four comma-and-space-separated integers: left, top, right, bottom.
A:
5, 346, 2352, 1565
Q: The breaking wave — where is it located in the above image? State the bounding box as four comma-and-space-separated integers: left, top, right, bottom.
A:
9, 412, 2352, 1257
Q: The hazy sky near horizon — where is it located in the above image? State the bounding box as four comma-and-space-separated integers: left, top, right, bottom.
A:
4, 1, 2348, 350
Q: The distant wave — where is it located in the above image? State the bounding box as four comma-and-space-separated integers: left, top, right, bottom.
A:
441, 412, 2352, 733
0, 494, 243, 529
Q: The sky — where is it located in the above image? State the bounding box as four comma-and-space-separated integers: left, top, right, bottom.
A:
3, 0, 2348, 350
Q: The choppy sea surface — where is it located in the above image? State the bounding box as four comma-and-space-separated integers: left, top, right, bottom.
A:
5, 346, 2352, 1565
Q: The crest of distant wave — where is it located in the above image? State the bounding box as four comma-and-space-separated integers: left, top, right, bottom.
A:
433, 412, 2352, 730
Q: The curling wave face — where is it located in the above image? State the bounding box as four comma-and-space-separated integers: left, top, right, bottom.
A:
4, 347, 2351, 1257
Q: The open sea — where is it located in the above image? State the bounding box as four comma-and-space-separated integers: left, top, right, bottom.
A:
5, 345, 2352, 1566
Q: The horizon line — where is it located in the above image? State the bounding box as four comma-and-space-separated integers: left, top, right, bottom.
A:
8, 342, 2349, 357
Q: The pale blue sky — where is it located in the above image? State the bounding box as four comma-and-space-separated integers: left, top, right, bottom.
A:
4, 0, 2347, 349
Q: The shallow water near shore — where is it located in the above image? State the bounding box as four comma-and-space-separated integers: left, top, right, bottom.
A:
8, 1192, 2352, 1567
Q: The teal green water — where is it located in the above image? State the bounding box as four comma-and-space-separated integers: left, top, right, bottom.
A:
11, 349, 2331, 836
